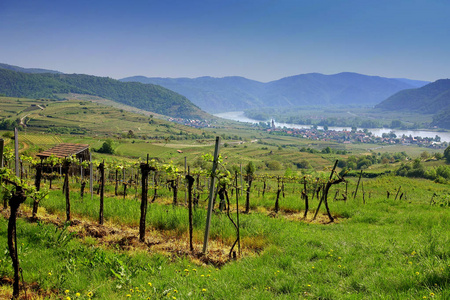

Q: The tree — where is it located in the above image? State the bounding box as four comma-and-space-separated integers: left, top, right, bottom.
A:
420, 151, 430, 160
444, 145, 450, 163
97, 139, 115, 154
391, 120, 402, 128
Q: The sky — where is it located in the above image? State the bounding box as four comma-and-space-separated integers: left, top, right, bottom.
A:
0, 0, 449, 82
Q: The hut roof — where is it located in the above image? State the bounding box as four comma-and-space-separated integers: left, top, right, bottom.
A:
37, 143, 89, 159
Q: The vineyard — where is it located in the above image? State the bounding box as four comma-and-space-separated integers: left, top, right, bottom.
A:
0, 133, 449, 300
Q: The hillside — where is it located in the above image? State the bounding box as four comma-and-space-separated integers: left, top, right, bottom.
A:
375, 79, 450, 114
0, 62, 62, 74
0, 96, 207, 139
121, 72, 428, 113
0, 68, 206, 119
431, 107, 450, 129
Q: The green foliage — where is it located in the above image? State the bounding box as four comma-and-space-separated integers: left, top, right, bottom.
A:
266, 160, 282, 170
0, 68, 204, 119
444, 145, 450, 163
96, 139, 115, 154
0, 118, 21, 130
244, 161, 255, 176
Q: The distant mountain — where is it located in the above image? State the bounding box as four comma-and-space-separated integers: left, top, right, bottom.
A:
121, 72, 429, 113
0, 68, 206, 119
0, 62, 62, 74
121, 76, 266, 113
375, 79, 450, 114
391, 78, 431, 88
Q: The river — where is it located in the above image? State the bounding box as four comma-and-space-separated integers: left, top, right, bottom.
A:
214, 111, 450, 143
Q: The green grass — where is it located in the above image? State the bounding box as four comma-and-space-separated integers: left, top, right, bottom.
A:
2, 95, 450, 299
1, 173, 449, 299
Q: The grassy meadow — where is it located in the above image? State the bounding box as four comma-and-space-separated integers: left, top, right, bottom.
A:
0, 96, 449, 299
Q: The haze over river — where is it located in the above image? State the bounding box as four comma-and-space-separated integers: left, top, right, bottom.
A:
215, 111, 450, 143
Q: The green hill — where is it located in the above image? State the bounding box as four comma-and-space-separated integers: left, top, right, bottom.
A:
0, 68, 206, 119
431, 107, 450, 129
0, 62, 62, 74
375, 79, 450, 114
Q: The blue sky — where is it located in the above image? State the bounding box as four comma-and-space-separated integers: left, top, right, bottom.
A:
0, 0, 449, 82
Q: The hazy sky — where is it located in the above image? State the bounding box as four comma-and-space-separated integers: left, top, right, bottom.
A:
1, 0, 449, 82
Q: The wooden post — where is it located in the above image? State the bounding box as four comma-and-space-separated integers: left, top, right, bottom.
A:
8, 185, 27, 299
394, 186, 401, 201
235, 172, 241, 255
203, 137, 221, 254
274, 177, 280, 213
32, 163, 43, 218
239, 164, 243, 197
115, 168, 119, 196
186, 168, 195, 252
80, 158, 83, 181
302, 178, 309, 218
90, 153, 93, 201
14, 128, 19, 177
0, 138, 4, 168
362, 181, 365, 204
184, 156, 187, 205
98, 161, 105, 225
64, 160, 71, 223
353, 170, 363, 200
139, 154, 154, 242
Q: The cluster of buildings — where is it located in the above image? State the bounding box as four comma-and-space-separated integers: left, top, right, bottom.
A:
166, 117, 447, 149
265, 126, 448, 149
168, 118, 211, 128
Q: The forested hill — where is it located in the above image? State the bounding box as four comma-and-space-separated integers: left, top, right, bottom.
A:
121, 72, 429, 113
0, 62, 62, 74
375, 79, 450, 113
0, 68, 206, 119
375, 79, 450, 129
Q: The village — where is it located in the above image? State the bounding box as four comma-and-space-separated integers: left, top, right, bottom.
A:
167, 116, 448, 149
265, 124, 448, 149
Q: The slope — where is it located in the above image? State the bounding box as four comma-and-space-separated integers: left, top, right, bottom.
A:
375, 79, 450, 114
0, 68, 206, 119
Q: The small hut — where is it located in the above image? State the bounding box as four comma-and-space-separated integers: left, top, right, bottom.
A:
36, 143, 90, 175
37, 143, 90, 161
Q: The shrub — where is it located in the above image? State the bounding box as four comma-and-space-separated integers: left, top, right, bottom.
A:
96, 139, 115, 154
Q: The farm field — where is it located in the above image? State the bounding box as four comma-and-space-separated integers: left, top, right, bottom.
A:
0, 96, 449, 299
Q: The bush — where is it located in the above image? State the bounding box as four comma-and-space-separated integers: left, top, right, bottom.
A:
444, 145, 450, 163
96, 139, 115, 154
266, 160, 282, 170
